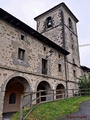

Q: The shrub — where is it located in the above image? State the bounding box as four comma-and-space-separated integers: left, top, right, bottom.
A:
78, 74, 90, 95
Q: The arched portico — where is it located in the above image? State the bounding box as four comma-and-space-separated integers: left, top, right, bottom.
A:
56, 84, 65, 99
3, 76, 30, 114
36, 81, 51, 103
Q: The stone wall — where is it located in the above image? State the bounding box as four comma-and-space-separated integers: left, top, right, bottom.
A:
35, 5, 82, 89
0, 67, 66, 119
36, 9, 64, 47
0, 4, 83, 119
0, 20, 66, 79
62, 8, 81, 85
0, 20, 67, 119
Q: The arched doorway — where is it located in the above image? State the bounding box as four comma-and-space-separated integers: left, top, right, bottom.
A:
36, 81, 51, 103
3, 76, 30, 113
56, 84, 65, 99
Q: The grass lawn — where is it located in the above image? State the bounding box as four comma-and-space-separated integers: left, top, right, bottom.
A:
11, 96, 90, 120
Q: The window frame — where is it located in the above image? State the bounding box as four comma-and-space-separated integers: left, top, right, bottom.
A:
20, 32, 27, 41
68, 18, 72, 29
18, 48, 25, 60
21, 34, 25, 40
73, 70, 76, 77
44, 46, 46, 51
58, 54, 61, 58
58, 64, 61, 72
9, 93, 16, 104
73, 59, 75, 64
42, 58, 47, 75
72, 44, 74, 50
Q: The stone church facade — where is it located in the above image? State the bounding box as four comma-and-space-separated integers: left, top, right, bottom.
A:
0, 3, 82, 119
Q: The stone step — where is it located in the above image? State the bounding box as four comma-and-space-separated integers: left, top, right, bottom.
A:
3, 112, 15, 120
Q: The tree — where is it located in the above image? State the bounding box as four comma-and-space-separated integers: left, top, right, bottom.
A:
78, 74, 90, 95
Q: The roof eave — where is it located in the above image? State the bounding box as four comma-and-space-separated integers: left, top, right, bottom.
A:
0, 8, 69, 56
34, 2, 78, 23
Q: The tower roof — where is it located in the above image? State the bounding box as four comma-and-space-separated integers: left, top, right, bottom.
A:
34, 2, 78, 23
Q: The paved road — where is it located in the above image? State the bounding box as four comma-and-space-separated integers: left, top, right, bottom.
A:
64, 100, 90, 120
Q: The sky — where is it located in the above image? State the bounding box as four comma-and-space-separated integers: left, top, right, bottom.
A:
0, 0, 90, 67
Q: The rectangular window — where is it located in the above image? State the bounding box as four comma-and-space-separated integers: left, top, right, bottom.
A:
44, 46, 46, 51
58, 64, 61, 72
73, 70, 76, 77
58, 54, 60, 58
42, 59, 47, 75
9, 93, 16, 104
70, 33, 73, 40
21, 34, 25, 40
73, 59, 77, 66
73, 59, 75, 64
18, 48, 25, 60
72, 44, 74, 50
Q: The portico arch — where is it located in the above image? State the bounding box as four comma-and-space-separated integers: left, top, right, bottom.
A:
36, 81, 51, 103
56, 84, 65, 99
3, 76, 30, 114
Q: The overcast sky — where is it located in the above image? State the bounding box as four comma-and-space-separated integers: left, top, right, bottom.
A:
0, 0, 90, 67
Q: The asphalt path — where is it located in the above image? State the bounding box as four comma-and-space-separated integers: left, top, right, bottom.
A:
64, 100, 90, 120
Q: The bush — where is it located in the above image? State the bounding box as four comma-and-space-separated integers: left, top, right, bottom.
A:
78, 74, 90, 95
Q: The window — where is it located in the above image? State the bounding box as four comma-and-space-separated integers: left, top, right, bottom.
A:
58, 54, 61, 58
68, 18, 72, 29
18, 48, 25, 60
73, 59, 75, 64
9, 93, 16, 104
21, 34, 25, 40
42, 59, 47, 74
73, 70, 76, 77
72, 44, 74, 50
73, 59, 76, 66
70, 33, 73, 40
46, 17, 52, 28
58, 64, 61, 72
44, 46, 46, 51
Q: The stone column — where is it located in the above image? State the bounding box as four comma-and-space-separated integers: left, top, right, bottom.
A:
0, 107, 3, 120
0, 89, 4, 120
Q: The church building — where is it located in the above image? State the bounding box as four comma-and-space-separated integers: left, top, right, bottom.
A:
0, 2, 82, 119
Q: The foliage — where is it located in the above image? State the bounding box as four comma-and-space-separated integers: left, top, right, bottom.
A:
11, 108, 30, 120
78, 74, 90, 95
11, 96, 90, 120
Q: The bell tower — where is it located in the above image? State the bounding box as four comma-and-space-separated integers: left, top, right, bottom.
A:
34, 2, 81, 89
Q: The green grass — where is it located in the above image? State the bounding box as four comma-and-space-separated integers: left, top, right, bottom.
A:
11, 96, 90, 120
11, 107, 30, 120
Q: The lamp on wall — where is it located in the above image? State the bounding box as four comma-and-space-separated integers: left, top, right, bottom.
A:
46, 49, 54, 59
